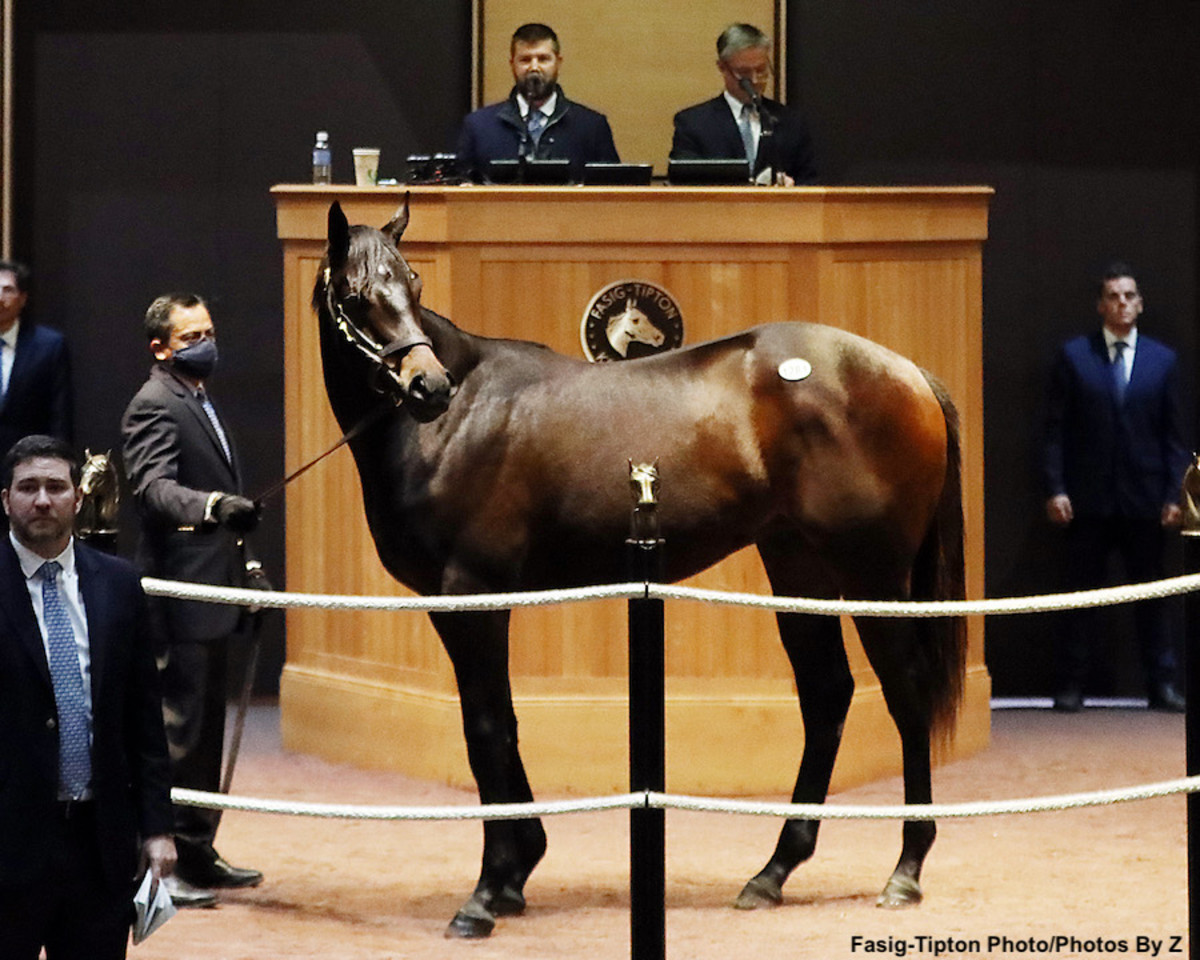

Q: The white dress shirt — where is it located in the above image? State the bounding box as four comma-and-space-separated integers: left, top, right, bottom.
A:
0, 318, 19, 397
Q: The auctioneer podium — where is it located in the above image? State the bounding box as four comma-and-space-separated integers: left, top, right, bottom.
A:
271, 184, 992, 795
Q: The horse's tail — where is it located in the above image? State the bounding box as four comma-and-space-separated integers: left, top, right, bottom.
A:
912, 371, 967, 744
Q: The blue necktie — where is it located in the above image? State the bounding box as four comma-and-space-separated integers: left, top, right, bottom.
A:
197, 388, 233, 464
40, 560, 92, 799
738, 104, 756, 168
526, 109, 546, 145
1111, 341, 1128, 404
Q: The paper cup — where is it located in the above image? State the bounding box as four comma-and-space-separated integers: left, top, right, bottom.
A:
352, 148, 380, 186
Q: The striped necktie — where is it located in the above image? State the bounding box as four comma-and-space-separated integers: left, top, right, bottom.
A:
197, 387, 233, 464
738, 104, 757, 167
1111, 341, 1129, 404
39, 560, 92, 799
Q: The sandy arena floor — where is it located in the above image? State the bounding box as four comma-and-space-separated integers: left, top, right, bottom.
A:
130, 703, 1188, 960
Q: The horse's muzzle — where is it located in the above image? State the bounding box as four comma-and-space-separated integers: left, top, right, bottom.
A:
405, 370, 456, 422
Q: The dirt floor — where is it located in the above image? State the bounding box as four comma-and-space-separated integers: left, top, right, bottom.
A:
131, 703, 1188, 960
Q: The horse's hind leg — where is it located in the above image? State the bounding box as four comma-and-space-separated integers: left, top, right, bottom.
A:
431, 610, 548, 939
855, 616, 936, 908
735, 609, 853, 909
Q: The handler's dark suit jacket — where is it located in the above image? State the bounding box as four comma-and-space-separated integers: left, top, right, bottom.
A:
1042, 329, 1190, 519
670, 95, 818, 185
0, 321, 73, 456
121, 363, 248, 642
455, 85, 620, 183
0, 537, 173, 893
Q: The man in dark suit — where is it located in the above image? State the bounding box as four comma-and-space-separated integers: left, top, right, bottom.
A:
1042, 262, 1190, 712
121, 292, 266, 906
670, 23, 817, 186
0, 261, 73, 459
455, 22, 620, 182
0, 434, 175, 959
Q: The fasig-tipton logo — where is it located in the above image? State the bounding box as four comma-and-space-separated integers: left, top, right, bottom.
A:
580, 280, 684, 362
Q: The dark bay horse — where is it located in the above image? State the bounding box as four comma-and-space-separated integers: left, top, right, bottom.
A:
313, 201, 966, 939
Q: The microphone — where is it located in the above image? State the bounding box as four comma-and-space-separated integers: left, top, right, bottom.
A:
738, 76, 762, 113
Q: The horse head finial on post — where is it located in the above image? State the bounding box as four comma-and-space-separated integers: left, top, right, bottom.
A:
77, 449, 121, 552
627, 459, 662, 551
1181, 452, 1200, 537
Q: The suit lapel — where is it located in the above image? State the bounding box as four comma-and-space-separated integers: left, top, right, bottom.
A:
154, 365, 239, 488
0, 538, 53, 690
709, 97, 746, 156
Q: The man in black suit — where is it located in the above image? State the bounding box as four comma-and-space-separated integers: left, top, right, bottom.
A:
0, 261, 73, 459
121, 293, 266, 906
0, 434, 175, 959
670, 23, 817, 186
1042, 262, 1190, 712
455, 22, 620, 182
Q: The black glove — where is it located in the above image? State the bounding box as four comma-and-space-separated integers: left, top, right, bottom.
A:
245, 563, 274, 592
214, 494, 260, 534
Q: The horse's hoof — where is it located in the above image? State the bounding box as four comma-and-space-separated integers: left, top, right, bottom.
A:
876, 875, 923, 909
492, 884, 527, 917
733, 875, 783, 910
444, 900, 496, 939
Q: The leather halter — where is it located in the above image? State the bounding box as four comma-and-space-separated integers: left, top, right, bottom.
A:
323, 266, 434, 391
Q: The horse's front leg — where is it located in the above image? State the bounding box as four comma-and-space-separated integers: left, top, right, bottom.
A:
430, 609, 547, 939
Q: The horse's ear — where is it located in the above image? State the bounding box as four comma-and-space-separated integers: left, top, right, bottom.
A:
382, 194, 410, 246
327, 202, 351, 269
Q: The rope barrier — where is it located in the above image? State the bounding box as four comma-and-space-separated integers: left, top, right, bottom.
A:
173, 776, 1200, 822
148, 572, 1197, 830
142, 571, 1200, 618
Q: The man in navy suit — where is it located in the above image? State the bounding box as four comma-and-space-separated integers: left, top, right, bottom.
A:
1042, 262, 1190, 712
455, 22, 620, 183
670, 23, 817, 186
122, 293, 266, 906
0, 261, 73, 459
0, 434, 175, 959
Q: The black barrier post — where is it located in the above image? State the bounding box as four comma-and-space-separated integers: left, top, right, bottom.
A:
1183, 456, 1199, 960
627, 462, 666, 960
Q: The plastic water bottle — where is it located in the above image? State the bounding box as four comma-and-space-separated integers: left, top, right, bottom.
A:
312, 131, 332, 184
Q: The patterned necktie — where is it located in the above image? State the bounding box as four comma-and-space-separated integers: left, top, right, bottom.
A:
1111, 341, 1128, 404
197, 387, 233, 464
738, 104, 757, 167
526, 109, 546, 145
39, 560, 92, 798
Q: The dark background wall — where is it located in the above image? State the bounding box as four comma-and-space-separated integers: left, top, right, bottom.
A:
12, 1, 1198, 696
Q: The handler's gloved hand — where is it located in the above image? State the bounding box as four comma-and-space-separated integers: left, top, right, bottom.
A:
214, 494, 261, 534
244, 563, 274, 593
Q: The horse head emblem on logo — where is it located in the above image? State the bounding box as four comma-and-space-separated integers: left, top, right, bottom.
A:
606, 300, 665, 358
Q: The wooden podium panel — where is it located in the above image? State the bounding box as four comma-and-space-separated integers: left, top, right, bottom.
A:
271, 184, 992, 795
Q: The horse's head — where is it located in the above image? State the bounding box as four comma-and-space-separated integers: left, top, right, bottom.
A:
317, 200, 455, 422
606, 301, 665, 358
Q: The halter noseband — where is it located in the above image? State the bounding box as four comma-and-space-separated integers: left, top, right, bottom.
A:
323, 267, 434, 392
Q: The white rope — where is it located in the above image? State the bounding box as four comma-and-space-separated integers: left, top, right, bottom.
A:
172, 788, 640, 821
173, 776, 1200, 822
142, 572, 1200, 618
141, 577, 638, 612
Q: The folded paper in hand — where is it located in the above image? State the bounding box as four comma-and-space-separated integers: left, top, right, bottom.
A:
132, 871, 177, 944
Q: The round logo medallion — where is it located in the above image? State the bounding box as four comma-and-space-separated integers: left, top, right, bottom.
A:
581, 280, 684, 362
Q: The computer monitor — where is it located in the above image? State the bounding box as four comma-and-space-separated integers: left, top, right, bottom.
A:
486, 158, 572, 185
666, 158, 751, 186
582, 163, 654, 186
